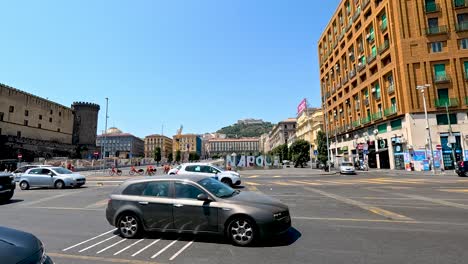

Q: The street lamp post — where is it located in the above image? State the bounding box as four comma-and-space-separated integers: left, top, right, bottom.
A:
373, 129, 380, 169
101, 97, 109, 173
416, 84, 436, 174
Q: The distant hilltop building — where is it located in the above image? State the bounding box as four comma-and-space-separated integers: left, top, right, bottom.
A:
237, 118, 264, 125
0, 83, 100, 161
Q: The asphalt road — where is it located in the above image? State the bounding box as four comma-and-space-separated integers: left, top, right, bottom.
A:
1, 168, 468, 264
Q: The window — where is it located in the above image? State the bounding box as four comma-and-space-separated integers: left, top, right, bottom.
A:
464, 61, 468, 78
59, 111, 62, 117
28, 168, 42, 175
122, 183, 148, 195
50, 110, 53, 115
142, 181, 170, 197
377, 123, 387, 133
436, 114, 457, 125
9, 106, 14, 113
39, 115, 43, 120
371, 45, 376, 56
437, 88, 449, 101
434, 64, 446, 80
390, 119, 402, 130
57, 128, 61, 132
374, 83, 381, 99
175, 182, 204, 199
0, 112, 3, 121
17, 131, 21, 138
38, 124, 41, 128
24, 110, 29, 116
431, 42, 442, 52
428, 18, 438, 28
24, 120, 28, 126
49, 117, 52, 123
461, 39, 468, 49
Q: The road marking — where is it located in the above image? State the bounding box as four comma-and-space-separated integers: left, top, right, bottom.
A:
247, 185, 259, 192
304, 187, 414, 221
21, 189, 88, 207
244, 181, 261, 186
48, 252, 161, 264
169, 240, 193, 260
85, 199, 110, 209
273, 175, 282, 178
292, 216, 415, 223
29, 206, 101, 211
318, 180, 354, 185
439, 189, 468, 193
151, 240, 178, 259
290, 180, 321, 185
369, 188, 468, 210
132, 239, 160, 257
97, 238, 127, 254
79, 235, 117, 252
247, 175, 259, 178
63, 229, 116, 251
273, 181, 296, 186
114, 239, 144, 256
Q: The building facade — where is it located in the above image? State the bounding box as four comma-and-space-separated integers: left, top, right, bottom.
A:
318, 0, 468, 170
71, 102, 100, 157
237, 118, 264, 125
259, 133, 271, 154
172, 134, 202, 157
268, 118, 297, 150
296, 108, 324, 155
208, 138, 260, 157
96, 127, 144, 158
144, 134, 173, 159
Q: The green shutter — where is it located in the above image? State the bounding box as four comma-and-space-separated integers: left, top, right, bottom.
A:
382, 13, 387, 23
437, 88, 449, 100
434, 64, 446, 78
464, 61, 468, 77
378, 123, 387, 133
391, 119, 402, 130
375, 83, 381, 98
371, 46, 377, 56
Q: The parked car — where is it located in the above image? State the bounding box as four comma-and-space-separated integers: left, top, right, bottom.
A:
106, 175, 291, 246
282, 160, 291, 168
0, 226, 53, 264
339, 162, 356, 175
19, 167, 86, 190
168, 163, 241, 186
13, 165, 53, 182
0, 172, 15, 203
456, 160, 468, 177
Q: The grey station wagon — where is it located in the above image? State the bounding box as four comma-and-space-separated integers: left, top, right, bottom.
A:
106, 175, 291, 246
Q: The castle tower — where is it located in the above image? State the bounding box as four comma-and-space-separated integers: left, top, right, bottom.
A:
71, 102, 100, 149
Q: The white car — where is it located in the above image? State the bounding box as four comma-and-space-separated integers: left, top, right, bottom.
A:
18, 167, 86, 190
13, 165, 53, 182
168, 163, 241, 186
339, 162, 356, 175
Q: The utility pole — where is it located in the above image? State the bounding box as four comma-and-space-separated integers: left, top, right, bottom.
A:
102, 98, 109, 172
446, 102, 457, 168
324, 101, 331, 168
417, 85, 436, 174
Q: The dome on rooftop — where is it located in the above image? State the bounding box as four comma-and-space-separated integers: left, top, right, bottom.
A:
106, 127, 122, 134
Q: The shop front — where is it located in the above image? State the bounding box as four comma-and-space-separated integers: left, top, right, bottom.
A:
391, 136, 405, 170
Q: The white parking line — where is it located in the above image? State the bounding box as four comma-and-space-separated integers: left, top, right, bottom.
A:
96, 238, 127, 254
114, 239, 144, 256
132, 239, 160, 257
169, 241, 193, 260
62, 229, 116, 251
22, 189, 88, 207
151, 240, 178, 259
79, 235, 117, 252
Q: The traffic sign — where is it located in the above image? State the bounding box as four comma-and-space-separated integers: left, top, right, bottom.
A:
17, 154, 22, 159
313, 150, 318, 155
93, 151, 99, 156
436, 144, 442, 150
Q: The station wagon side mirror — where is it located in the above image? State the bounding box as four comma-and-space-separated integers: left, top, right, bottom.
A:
197, 193, 211, 202
48, 172, 54, 176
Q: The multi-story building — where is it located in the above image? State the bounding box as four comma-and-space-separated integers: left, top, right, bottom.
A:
96, 127, 144, 158
200, 133, 227, 159
237, 118, 264, 125
173, 134, 202, 158
144, 134, 173, 159
318, 0, 468, 170
0, 83, 100, 160
296, 108, 324, 155
268, 118, 297, 150
208, 138, 260, 157
259, 133, 271, 154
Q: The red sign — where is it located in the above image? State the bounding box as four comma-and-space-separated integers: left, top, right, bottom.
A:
297, 98, 307, 115
93, 152, 99, 156
436, 144, 442, 150
18, 154, 23, 159
357, 144, 364, 150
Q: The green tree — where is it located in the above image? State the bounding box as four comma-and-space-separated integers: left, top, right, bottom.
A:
271, 144, 289, 161
290, 139, 310, 168
189, 152, 200, 161
316, 131, 328, 164
167, 153, 173, 163
153, 147, 162, 163
175, 150, 181, 162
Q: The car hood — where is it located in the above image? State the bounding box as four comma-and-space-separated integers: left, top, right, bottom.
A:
66, 173, 85, 179
219, 171, 240, 177
0, 226, 42, 263
225, 191, 288, 210
341, 166, 354, 169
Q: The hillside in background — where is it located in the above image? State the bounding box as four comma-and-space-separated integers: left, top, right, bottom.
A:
217, 122, 275, 138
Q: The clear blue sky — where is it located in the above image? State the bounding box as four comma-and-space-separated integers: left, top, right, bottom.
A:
0, 0, 339, 138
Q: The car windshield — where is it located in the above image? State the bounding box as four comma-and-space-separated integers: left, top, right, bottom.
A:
53, 168, 73, 174
210, 165, 224, 172
341, 162, 353, 166
197, 177, 236, 198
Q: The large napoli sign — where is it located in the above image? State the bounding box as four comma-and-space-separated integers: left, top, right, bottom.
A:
225, 155, 280, 167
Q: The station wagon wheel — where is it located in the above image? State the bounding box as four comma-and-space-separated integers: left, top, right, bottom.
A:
221, 178, 232, 186
228, 218, 256, 246
20, 181, 30, 190
118, 214, 141, 238
54, 180, 65, 189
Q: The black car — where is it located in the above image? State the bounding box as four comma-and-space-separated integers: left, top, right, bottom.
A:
456, 161, 468, 177
0, 226, 53, 264
0, 172, 15, 203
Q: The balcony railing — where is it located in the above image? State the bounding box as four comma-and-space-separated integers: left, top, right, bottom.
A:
332, 41, 338, 49
378, 40, 390, 54
380, 21, 388, 32
339, 31, 345, 41
346, 19, 353, 32
361, 116, 371, 124
355, 103, 361, 110
434, 98, 459, 107
384, 106, 398, 116
352, 119, 361, 127
367, 34, 375, 43
454, 0, 468, 8
371, 111, 383, 121
352, 9, 361, 21
367, 53, 377, 64
456, 21, 468, 32
434, 74, 451, 83
425, 25, 448, 35
363, 98, 370, 106
387, 84, 395, 94
425, 3, 440, 13
342, 75, 349, 85
349, 70, 356, 79
357, 62, 366, 72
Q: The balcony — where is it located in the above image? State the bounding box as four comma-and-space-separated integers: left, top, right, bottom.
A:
357, 62, 366, 72
342, 75, 349, 85
346, 20, 353, 32
339, 31, 345, 41
456, 21, 468, 32
384, 106, 398, 116
363, 0, 371, 10
367, 34, 375, 43
378, 40, 390, 54
434, 74, 451, 83
349, 70, 356, 79
361, 116, 371, 124
380, 21, 388, 32
371, 111, 383, 121
454, 0, 468, 8
363, 98, 370, 106
387, 84, 395, 94
355, 103, 361, 110
434, 98, 459, 107
352, 119, 361, 127
425, 3, 440, 13
425, 26, 448, 36
353, 9, 361, 21
367, 53, 377, 64
332, 41, 338, 50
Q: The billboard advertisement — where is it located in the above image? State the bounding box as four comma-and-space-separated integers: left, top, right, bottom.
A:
297, 98, 307, 115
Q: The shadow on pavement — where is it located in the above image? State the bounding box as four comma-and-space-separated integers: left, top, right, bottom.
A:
0, 199, 24, 205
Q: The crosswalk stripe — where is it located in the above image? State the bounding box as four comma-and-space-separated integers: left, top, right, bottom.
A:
290, 180, 321, 186
273, 181, 296, 186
